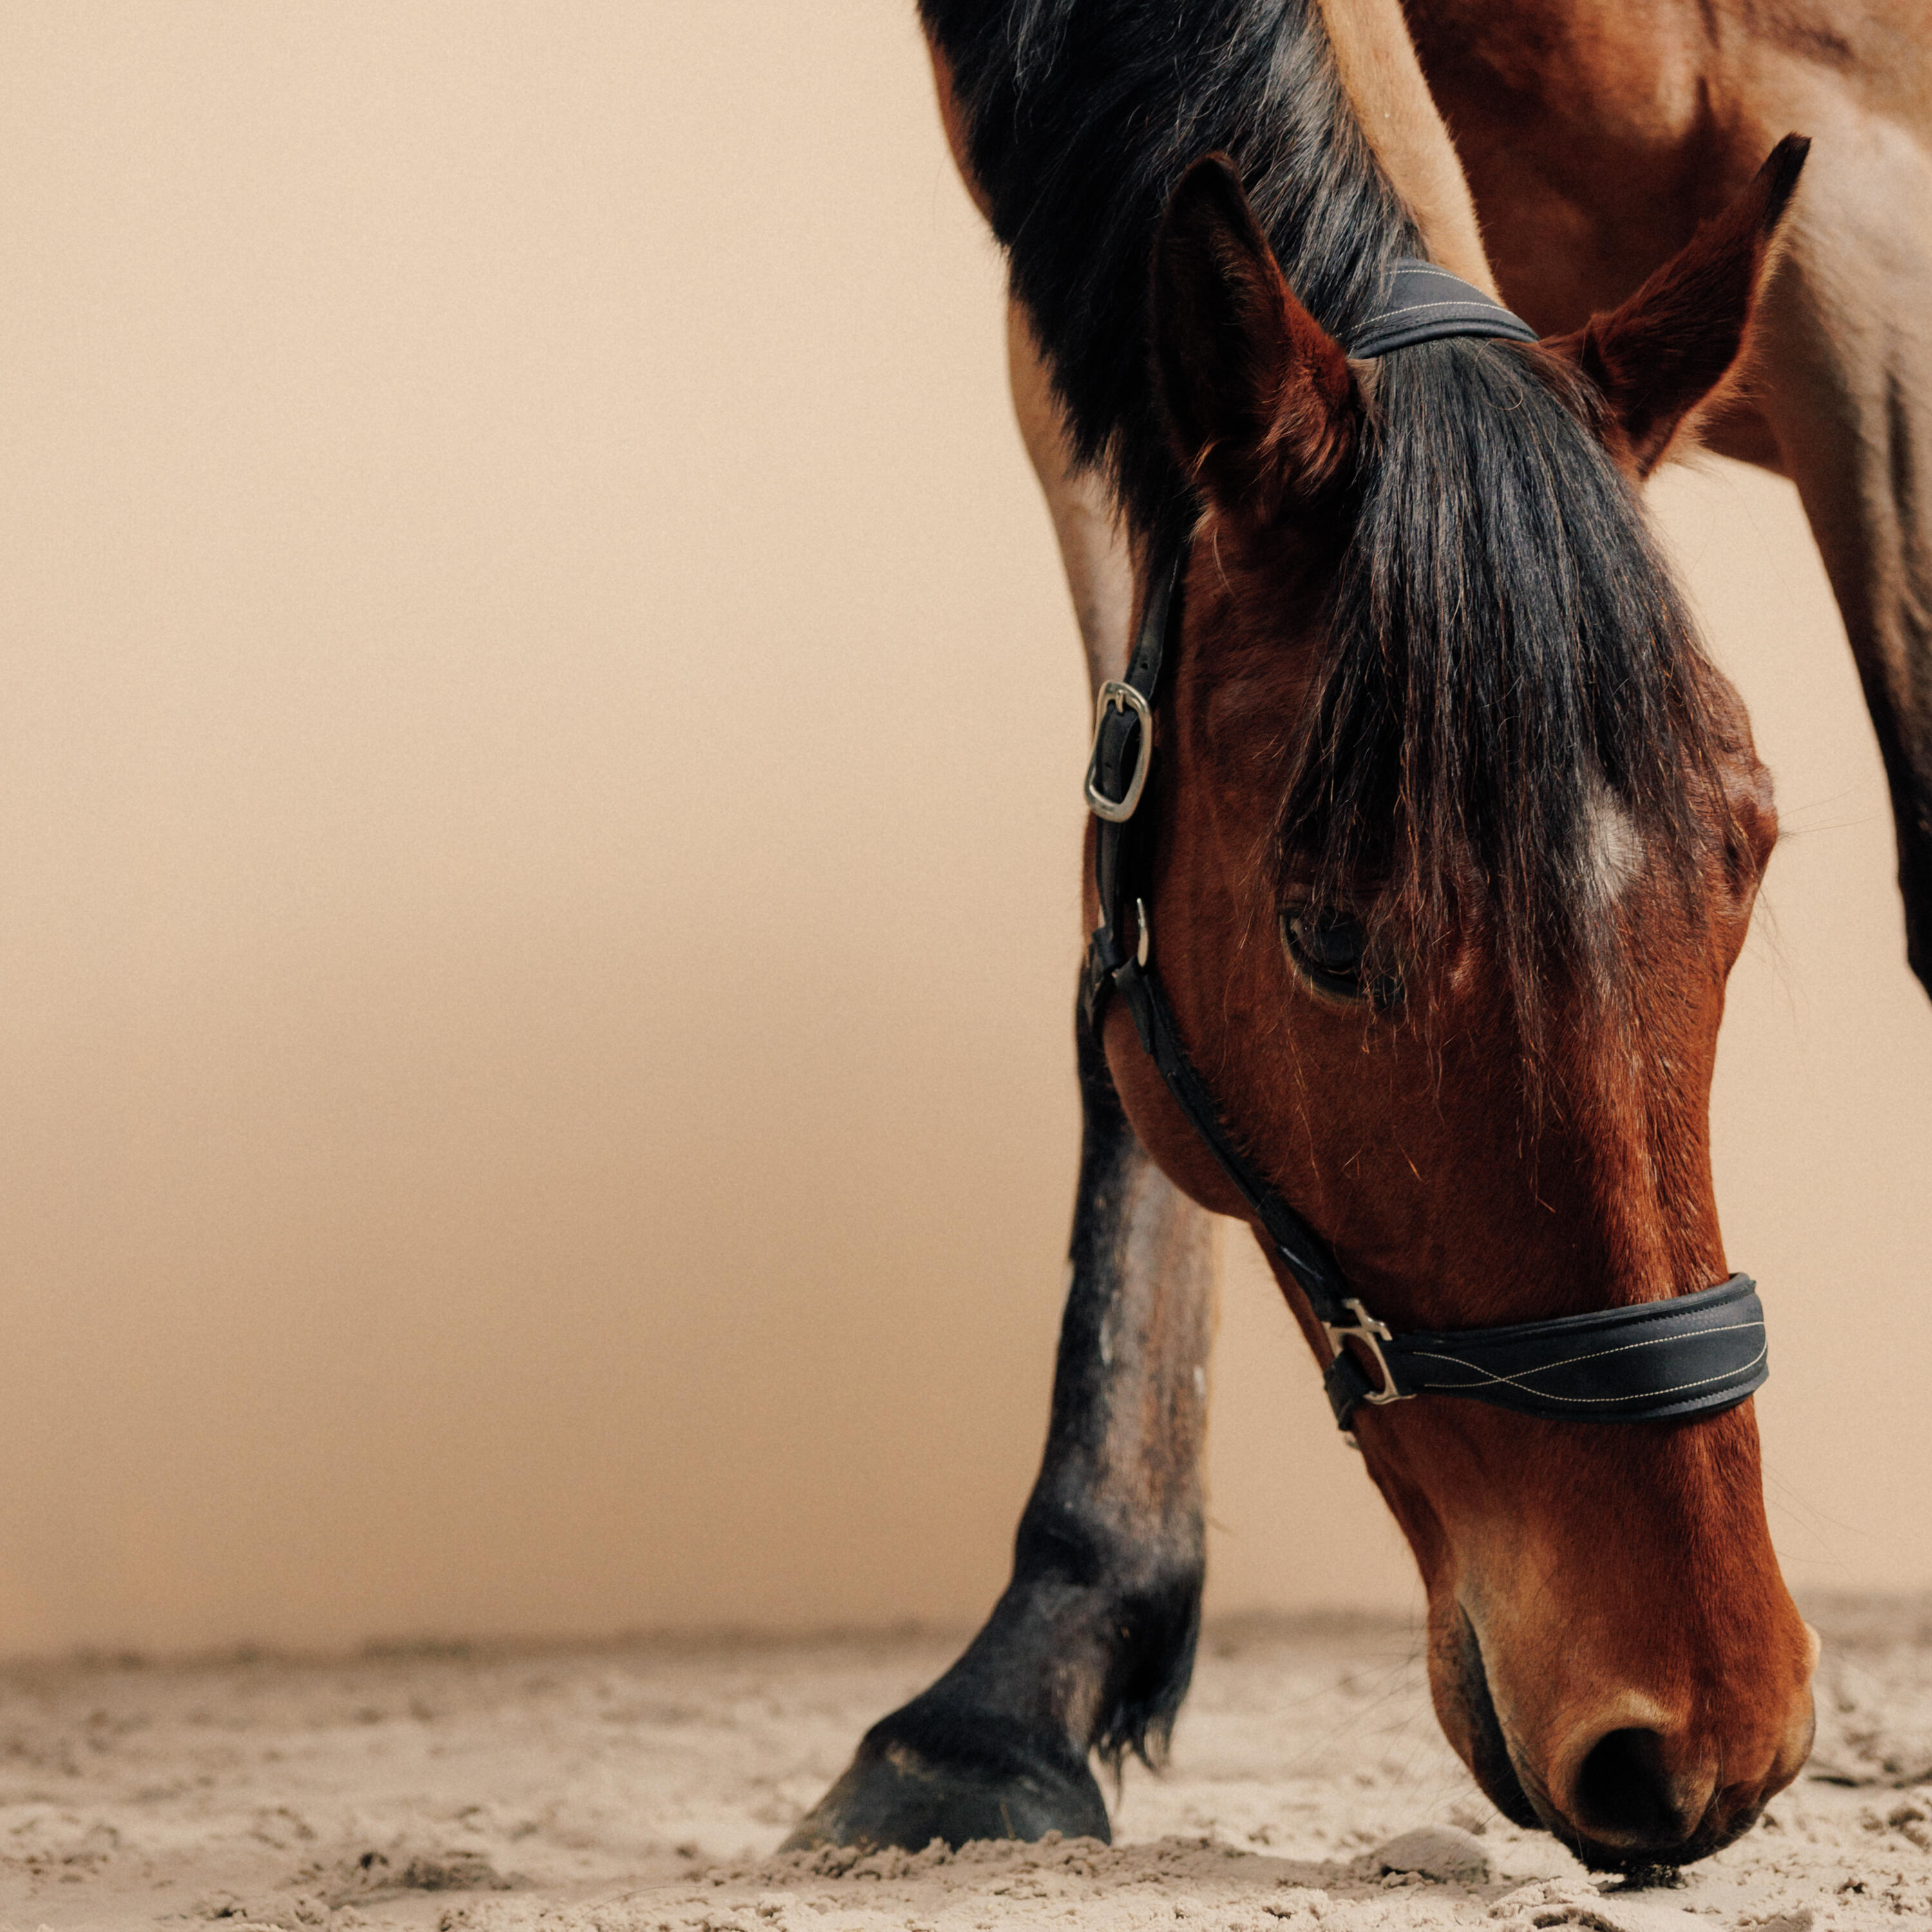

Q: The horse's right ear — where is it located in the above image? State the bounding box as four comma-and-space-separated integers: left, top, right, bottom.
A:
1152, 155, 1360, 522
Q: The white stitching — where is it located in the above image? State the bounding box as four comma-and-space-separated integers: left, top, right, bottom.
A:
1353, 296, 1513, 332
1411, 1343, 1767, 1406
1406, 1324, 1767, 1405
1412, 1315, 1760, 1375
1412, 1345, 1766, 1405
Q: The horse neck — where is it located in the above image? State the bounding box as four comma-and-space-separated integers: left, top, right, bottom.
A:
1311, 0, 1499, 293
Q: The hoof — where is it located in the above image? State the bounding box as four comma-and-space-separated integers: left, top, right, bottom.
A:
780, 1707, 1110, 1852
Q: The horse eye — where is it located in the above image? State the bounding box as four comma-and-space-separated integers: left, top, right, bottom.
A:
1282, 907, 1403, 1009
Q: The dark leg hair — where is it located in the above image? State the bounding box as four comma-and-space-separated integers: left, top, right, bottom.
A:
781, 1015, 1217, 1850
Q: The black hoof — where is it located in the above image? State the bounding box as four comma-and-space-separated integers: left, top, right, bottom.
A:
780, 1703, 1110, 1852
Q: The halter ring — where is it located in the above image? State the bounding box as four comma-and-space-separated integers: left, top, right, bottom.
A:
1323, 1298, 1414, 1407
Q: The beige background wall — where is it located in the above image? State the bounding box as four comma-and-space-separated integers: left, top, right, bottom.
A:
1, 3, 1927, 1658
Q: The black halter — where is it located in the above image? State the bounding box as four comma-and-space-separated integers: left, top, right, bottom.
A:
1079, 261, 1768, 1433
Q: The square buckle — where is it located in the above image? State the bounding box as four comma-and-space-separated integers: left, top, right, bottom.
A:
1084, 681, 1154, 822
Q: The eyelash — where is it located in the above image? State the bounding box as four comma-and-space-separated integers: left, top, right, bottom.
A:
1282, 907, 1404, 1009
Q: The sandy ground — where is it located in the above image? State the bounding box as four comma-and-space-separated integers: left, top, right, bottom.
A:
1, 1602, 1928, 1932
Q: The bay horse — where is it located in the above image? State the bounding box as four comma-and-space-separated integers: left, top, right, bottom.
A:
780, 0, 1895, 1875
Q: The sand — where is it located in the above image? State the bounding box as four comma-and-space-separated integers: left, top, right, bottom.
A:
1, 1602, 1927, 1932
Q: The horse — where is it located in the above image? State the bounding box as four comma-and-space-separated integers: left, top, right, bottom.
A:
782, 0, 1850, 1874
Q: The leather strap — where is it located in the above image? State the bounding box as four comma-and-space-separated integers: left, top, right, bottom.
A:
1348, 259, 1540, 359
1374, 1273, 1768, 1421
1083, 511, 1358, 1343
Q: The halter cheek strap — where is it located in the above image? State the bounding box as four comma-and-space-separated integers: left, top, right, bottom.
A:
1079, 260, 1770, 1434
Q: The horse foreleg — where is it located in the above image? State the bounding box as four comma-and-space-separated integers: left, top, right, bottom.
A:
781, 308, 1218, 1853
782, 1025, 1217, 1850
1754, 122, 1932, 996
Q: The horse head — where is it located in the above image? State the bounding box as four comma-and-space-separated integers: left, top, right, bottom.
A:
1097, 137, 1817, 1870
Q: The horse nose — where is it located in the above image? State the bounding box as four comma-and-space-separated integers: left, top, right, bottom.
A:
1547, 1672, 1816, 1865
1565, 1725, 1707, 1850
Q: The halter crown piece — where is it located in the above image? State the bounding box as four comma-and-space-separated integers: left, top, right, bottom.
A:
1081, 259, 1769, 1432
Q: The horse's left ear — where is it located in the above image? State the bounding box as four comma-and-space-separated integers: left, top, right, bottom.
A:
1545, 134, 1809, 477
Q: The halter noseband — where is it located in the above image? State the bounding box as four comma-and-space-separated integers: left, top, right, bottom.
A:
1080, 260, 1768, 1433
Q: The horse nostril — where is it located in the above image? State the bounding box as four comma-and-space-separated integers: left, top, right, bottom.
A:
1570, 1728, 1687, 1846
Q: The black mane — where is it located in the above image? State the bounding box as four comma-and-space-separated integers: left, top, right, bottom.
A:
925, 0, 1416, 529
923, 0, 1722, 1021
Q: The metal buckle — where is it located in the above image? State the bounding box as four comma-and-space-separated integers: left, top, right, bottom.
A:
1322, 1298, 1412, 1406
1084, 681, 1154, 822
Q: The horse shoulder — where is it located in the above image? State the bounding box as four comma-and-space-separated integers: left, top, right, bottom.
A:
1401, 0, 1928, 331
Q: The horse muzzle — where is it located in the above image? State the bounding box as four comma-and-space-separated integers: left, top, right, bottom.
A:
1441, 1604, 1819, 1870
